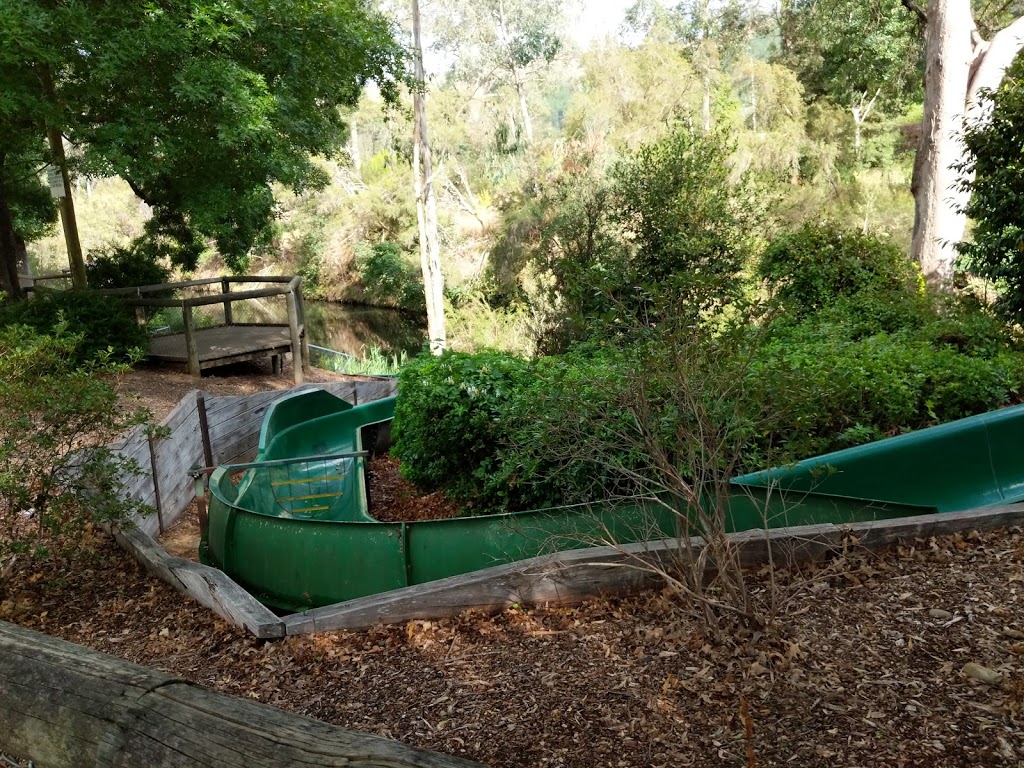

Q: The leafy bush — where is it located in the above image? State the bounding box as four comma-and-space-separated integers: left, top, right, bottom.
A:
758, 223, 919, 316
0, 324, 150, 559
956, 57, 1024, 319
85, 245, 171, 291
750, 295, 1024, 460
391, 350, 533, 508
0, 290, 148, 364
290, 222, 329, 301
354, 241, 424, 311
534, 122, 762, 352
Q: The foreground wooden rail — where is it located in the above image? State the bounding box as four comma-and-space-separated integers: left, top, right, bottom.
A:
0, 620, 481, 768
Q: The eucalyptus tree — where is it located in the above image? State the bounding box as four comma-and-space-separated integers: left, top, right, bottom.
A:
908, 0, 1024, 288
0, 0, 406, 298
430, 0, 568, 145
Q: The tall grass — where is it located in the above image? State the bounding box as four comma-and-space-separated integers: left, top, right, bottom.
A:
312, 345, 409, 376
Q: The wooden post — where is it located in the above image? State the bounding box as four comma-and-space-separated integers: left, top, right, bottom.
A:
146, 433, 165, 534
286, 290, 303, 386
182, 303, 201, 377
296, 283, 311, 374
196, 392, 214, 468
221, 277, 233, 325
0, 620, 483, 768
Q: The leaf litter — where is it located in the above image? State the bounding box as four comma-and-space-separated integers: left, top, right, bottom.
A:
1, 526, 1023, 766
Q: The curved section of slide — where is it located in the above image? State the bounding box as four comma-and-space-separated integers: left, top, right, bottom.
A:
201, 388, 1012, 613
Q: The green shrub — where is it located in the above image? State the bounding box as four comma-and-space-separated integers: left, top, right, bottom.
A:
956, 56, 1024, 319
750, 298, 1024, 460
295, 226, 326, 300
86, 245, 171, 291
758, 223, 919, 316
354, 241, 424, 311
0, 290, 148, 364
0, 324, 151, 559
391, 350, 533, 508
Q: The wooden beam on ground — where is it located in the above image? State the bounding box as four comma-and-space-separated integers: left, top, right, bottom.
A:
281, 503, 1024, 634
0, 620, 482, 768
112, 525, 285, 639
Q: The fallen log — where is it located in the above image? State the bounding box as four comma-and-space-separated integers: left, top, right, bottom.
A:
0, 620, 482, 768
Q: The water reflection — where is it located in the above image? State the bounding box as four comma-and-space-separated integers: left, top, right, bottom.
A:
229, 299, 426, 357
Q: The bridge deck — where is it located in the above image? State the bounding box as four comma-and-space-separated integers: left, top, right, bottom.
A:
148, 325, 292, 373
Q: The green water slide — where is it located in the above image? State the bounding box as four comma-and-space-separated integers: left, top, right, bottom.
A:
201, 389, 1021, 612
731, 402, 1024, 510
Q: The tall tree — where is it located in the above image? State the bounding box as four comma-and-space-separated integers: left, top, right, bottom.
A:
411, 0, 446, 354
0, 0, 406, 296
780, 0, 923, 156
432, 0, 567, 145
908, 0, 1024, 288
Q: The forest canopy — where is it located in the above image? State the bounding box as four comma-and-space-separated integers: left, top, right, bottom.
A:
0, 0, 407, 296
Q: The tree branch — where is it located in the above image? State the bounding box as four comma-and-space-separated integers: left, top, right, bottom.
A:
900, 0, 927, 25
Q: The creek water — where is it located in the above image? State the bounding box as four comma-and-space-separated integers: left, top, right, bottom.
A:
225, 298, 426, 358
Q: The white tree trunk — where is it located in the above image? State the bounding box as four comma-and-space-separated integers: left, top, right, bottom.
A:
412, 0, 447, 355
514, 70, 534, 144
911, 2, 1024, 289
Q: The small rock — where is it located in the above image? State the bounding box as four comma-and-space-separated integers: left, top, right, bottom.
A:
928, 609, 954, 620
962, 662, 1003, 685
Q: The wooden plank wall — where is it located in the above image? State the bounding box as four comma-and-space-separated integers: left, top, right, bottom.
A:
108, 392, 201, 537
205, 379, 397, 465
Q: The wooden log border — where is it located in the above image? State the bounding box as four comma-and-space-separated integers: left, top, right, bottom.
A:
109, 383, 1024, 638
0, 620, 483, 768
280, 503, 1024, 635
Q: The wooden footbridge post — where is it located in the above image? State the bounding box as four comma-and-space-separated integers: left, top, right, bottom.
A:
0, 620, 482, 768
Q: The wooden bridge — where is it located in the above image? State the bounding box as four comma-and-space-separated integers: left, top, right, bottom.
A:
103, 276, 310, 384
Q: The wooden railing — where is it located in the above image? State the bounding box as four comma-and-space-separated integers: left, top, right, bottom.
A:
101, 276, 310, 384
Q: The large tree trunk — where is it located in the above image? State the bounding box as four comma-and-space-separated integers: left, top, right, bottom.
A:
412, 0, 446, 355
0, 620, 480, 768
0, 163, 26, 300
911, 2, 1024, 289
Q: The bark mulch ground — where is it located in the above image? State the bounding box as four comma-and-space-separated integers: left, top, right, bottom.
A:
2, 371, 1023, 766
2, 529, 1022, 767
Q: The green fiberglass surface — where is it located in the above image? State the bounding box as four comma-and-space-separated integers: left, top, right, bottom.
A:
732, 402, 1024, 511
202, 389, 1020, 613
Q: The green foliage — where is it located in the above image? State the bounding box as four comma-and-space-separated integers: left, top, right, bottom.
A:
295, 225, 327, 301
781, 0, 923, 114
0, 290, 147, 364
0, 0, 407, 272
0, 324, 150, 559
536, 122, 761, 351
314, 346, 408, 377
956, 57, 1024, 320
85, 245, 171, 290
610, 123, 757, 303
749, 294, 1024, 459
354, 241, 424, 311
758, 223, 918, 316
391, 350, 534, 509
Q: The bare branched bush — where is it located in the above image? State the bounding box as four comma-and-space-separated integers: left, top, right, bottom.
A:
512, 310, 801, 637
